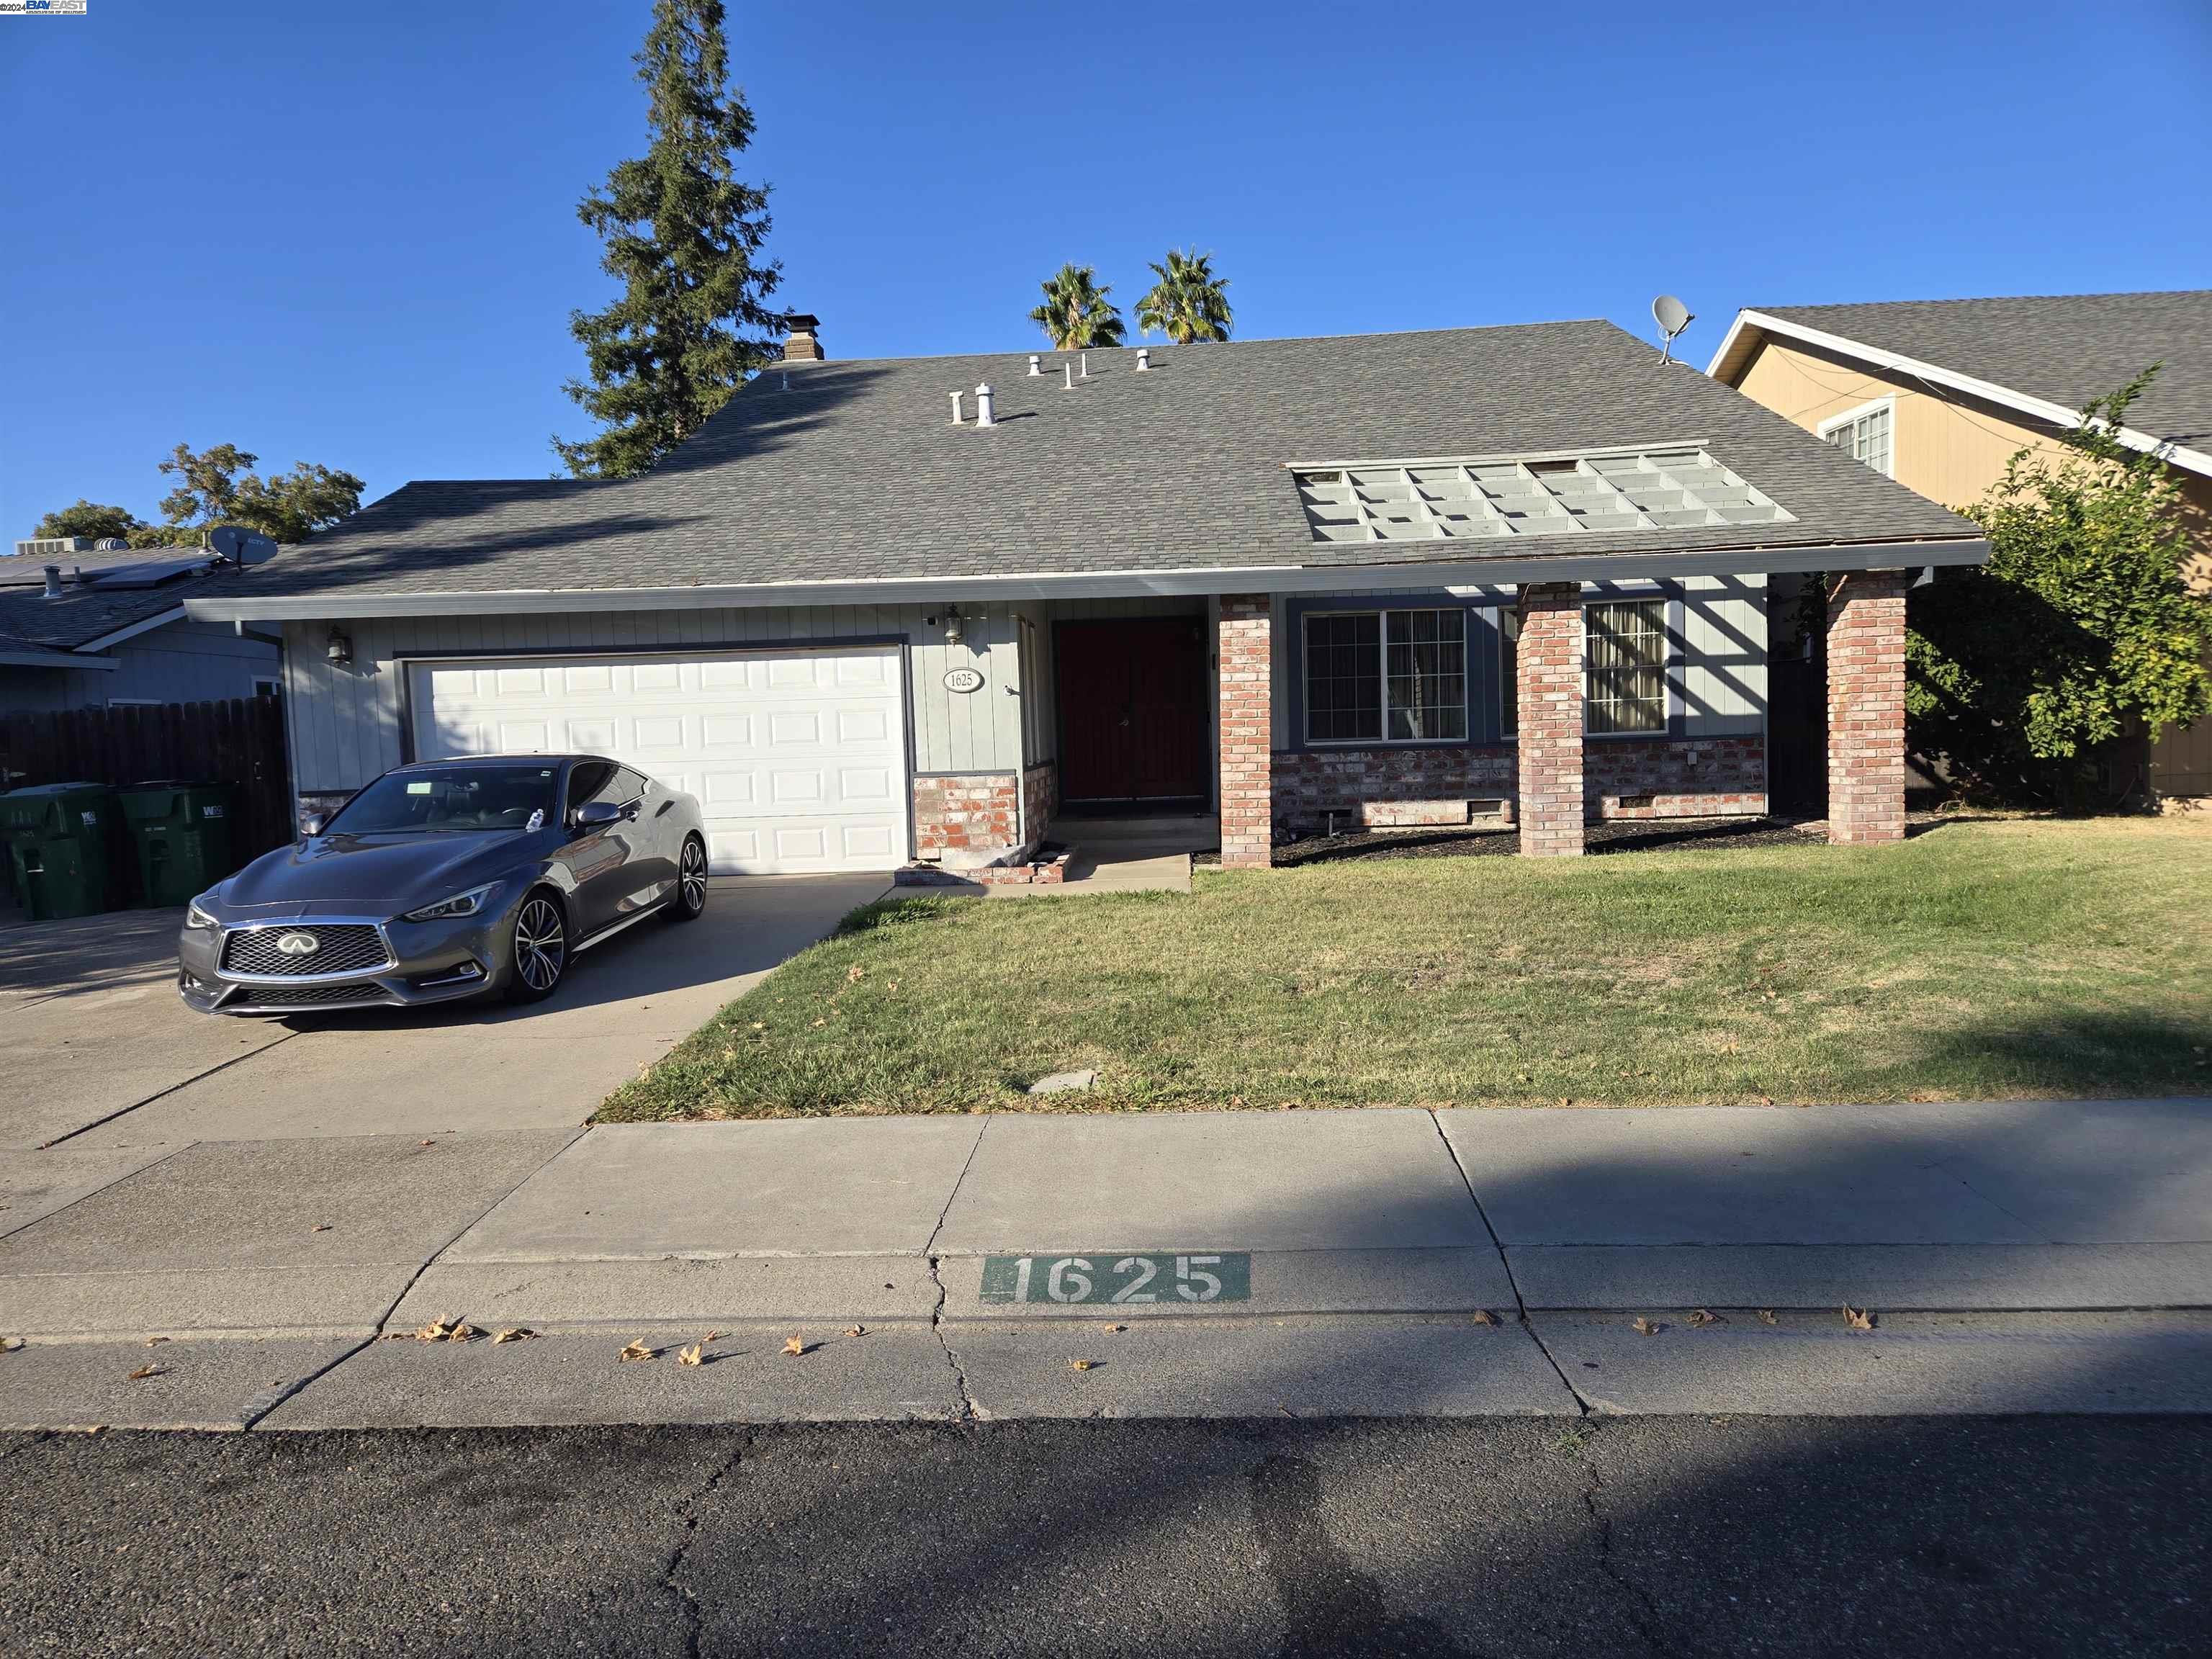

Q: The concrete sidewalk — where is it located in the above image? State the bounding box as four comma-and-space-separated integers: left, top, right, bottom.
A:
3, 1101, 2208, 1429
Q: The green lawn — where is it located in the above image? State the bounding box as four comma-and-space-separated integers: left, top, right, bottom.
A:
596, 819, 2212, 1120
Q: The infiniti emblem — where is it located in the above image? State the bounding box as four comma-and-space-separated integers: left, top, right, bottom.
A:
274, 932, 320, 956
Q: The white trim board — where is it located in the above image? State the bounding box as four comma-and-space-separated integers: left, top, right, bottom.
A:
1707, 308, 2212, 480
184, 539, 1987, 624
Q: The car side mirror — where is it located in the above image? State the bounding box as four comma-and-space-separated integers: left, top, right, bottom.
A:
300, 813, 325, 837
572, 800, 623, 831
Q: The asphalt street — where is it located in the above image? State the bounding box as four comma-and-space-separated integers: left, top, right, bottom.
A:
3, 1416, 2206, 1657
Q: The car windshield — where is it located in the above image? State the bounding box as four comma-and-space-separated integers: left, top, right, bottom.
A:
325, 765, 560, 835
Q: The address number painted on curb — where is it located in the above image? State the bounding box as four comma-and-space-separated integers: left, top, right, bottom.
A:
979, 1253, 1251, 1305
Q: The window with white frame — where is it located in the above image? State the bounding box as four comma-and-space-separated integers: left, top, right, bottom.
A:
1585, 598, 1669, 734
1820, 400, 1893, 477
1303, 608, 1466, 744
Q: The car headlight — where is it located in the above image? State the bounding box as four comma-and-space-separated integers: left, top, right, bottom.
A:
400, 884, 498, 923
185, 894, 221, 930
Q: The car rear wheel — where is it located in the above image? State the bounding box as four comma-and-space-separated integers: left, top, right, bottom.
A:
506, 889, 569, 1002
667, 835, 708, 924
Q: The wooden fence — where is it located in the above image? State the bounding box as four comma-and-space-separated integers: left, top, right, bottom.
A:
0, 696, 295, 871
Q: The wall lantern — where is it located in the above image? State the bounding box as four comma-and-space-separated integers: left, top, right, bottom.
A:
940, 606, 964, 647
326, 626, 353, 667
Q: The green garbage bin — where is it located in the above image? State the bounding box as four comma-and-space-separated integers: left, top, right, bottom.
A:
0, 782, 124, 920
117, 781, 238, 909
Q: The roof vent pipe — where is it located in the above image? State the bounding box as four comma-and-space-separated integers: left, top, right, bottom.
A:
974, 383, 996, 427
42, 564, 62, 599
1027, 354, 1042, 377
1080, 352, 1089, 378
1063, 362, 1074, 390
949, 390, 964, 424
1136, 348, 1151, 372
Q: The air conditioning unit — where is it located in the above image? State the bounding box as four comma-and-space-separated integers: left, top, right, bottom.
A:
13, 536, 92, 559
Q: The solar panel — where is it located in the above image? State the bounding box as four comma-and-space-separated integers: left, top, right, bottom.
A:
1291, 444, 1794, 544
84, 557, 216, 590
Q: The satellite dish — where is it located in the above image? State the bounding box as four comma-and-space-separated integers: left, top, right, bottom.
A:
208, 526, 245, 560
1652, 295, 1695, 364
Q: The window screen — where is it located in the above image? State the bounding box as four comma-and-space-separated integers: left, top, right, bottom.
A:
1586, 599, 1669, 734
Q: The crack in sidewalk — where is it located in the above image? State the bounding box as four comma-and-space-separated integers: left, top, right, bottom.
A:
1429, 1110, 1591, 1414
920, 1117, 990, 1422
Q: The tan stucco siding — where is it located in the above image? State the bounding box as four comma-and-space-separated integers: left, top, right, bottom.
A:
1730, 338, 2212, 589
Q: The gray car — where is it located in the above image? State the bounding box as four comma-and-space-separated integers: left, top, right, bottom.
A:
178, 755, 710, 1017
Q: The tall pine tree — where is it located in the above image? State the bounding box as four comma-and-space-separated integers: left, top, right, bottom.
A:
555, 0, 782, 478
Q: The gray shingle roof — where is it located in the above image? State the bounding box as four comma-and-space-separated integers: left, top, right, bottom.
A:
216, 320, 1979, 604
1754, 291, 2212, 450
0, 557, 275, 652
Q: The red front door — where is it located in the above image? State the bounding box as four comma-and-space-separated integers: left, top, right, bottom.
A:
1055, 618, 1211, 803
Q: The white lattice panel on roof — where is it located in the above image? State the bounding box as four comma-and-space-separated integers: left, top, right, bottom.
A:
1291, 445, 1794, 543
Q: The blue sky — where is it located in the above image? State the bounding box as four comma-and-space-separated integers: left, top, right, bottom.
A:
3, 0, 2208, 536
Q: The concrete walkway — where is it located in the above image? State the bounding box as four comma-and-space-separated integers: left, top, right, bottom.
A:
2, 1100, 2208, 1430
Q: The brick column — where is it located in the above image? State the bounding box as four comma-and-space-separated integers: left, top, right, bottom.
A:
1825, 569, 1909, 845
1218, 594, 1274, 868
1516, 582, 1586, 857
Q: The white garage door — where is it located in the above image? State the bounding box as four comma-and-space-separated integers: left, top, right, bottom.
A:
407, 647, 908, 875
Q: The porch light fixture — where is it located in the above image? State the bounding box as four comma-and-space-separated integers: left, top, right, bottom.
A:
940, 607, 964, 647
325, 626, 352, 667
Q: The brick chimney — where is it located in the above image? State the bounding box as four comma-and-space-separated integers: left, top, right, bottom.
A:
782, 313, 824, 363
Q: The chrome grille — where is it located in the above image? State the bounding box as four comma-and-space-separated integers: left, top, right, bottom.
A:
220, 924, 390, 977
230, 981, 388, 1008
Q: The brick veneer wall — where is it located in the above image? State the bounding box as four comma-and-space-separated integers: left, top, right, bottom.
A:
1516, 583, 1586, 856
912, 773, 1021, 868
1021, 761, 1058, 840
1273, 737, 1765, 830
1218, 595, 1273, 868
1825, 570, 1907, 845
1587, 736, 1767, 818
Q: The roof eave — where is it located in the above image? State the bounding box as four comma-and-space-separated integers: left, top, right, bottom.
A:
1707, 309, 2212, 479
0, 642, 120, 670
184, 537, 1989, 624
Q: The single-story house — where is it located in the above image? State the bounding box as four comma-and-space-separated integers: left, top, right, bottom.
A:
183, 315, 1987, 871
1, 543, 282, 713
1708, 289, 2212, 799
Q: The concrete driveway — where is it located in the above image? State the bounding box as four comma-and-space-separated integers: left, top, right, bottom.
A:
0, 874, 891, 1151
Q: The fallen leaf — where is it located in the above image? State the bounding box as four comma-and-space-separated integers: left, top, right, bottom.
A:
493, 1328, 536, 1344
846, 964, 865, 982
127, 1364, 166, 1381
678, 1343, 704, 1367
1104, 1323, 1126, 1334
619, 1339, 657, 1362
1470, 1309, 1499, 1327
0, 1336, 22, 1353
1069, 1358, 1096, 1371
1686, 1309, 1725, 1328
144, 1336, 170, 1347
312, 1224, 333, 1233
1632, 1317, 1663, 1336
1756, 1309, 1778, 1326
703, 1330, 725, 1342
446, 1323, 479, 1343
1842, 1305, 1876, 1331
811, 1017, 827, 1028
418, 1139, 436, 1148
886, 981, 899, 993
414, 1317, 457, 1342
843, 1325, 867, 1338
783, 1336, 807, 1356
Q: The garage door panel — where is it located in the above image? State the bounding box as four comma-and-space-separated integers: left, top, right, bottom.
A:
410, 646, 906, 875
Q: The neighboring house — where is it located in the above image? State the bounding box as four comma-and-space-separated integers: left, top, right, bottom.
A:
0, 543, 282, 714
184, 317, 1984, 872
1708, 290, 2212, 799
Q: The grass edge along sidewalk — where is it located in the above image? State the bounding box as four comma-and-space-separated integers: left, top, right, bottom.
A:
598, 818, 2212, 1120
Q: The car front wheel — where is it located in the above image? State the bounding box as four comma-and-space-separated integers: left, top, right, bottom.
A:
506, 889, 570, 1002
667, 835, 708, 923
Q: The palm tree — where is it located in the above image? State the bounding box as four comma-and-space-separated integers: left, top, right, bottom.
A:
1029, 264, 1125, 351
1136, 248, 1232, 343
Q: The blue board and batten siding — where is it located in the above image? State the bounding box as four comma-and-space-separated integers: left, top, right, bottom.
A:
278, 603, 1032, 796
0, 619, 277, 714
